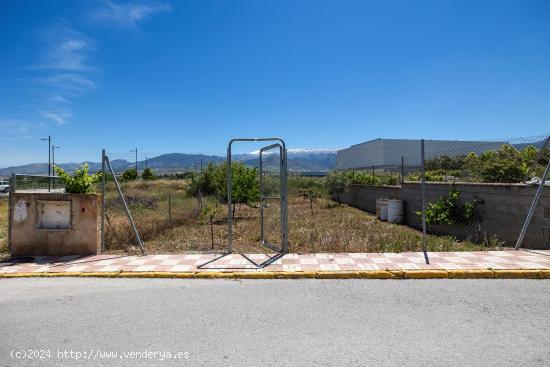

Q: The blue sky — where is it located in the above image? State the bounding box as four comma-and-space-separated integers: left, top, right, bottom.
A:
1, 0, 549, 167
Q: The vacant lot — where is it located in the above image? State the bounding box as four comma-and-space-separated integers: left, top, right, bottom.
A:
0, 179, 502, 258
103, 179, 494, 254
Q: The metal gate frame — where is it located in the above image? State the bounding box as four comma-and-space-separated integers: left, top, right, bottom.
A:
227, 138, 289, 254
259, 143, 286, 253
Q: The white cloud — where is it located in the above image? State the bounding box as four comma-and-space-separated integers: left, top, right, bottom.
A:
93, 1, 172, 28
27, 25, 99, 126
37, 73, 95, 95
47, 94, 72, 104
35, 26, 95, 72
0, 120, 36, 141
39, 109, 72, 125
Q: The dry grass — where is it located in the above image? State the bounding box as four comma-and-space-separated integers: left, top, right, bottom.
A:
0, 179, 500, 258
104, 180, 493, 254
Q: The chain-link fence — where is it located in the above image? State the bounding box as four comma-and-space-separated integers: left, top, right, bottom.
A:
10, 174, 65, 193
334, 134, 550, 250
95, 133, 550, 255
4, 135, 546, 258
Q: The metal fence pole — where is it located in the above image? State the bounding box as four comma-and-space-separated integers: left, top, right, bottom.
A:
282, 146, 289, 253
100, 149, 106, 253
515, 158, 550, 250
7, 173, 15, 253
401, 156, 405, 184
48, 136, 51, 192
227, 144, 233, 254
421, 139, 429, 264
105, 155, 144, 254
168, 192, 172, 222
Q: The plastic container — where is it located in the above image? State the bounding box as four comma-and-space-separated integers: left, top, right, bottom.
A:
387, 199, 403, 223
376, 199, 389, 221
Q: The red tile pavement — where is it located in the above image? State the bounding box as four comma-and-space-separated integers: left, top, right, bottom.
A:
1, 250, 549, 274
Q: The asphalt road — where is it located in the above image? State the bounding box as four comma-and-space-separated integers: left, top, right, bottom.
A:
1, 278, 549, 367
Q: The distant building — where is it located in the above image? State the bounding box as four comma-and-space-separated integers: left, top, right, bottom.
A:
335, 138, 507, 170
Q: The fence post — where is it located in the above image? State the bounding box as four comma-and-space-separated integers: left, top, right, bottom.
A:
401, 156, 405, 185
515, 158, 550, 250
7, 173, 15, 253
100, 149, 106, 253
168, 192, 172, 222
421, 140, 429, 264
227, 144, 233, 253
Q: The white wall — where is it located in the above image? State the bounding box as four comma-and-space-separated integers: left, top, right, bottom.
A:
336, 139, 507, 169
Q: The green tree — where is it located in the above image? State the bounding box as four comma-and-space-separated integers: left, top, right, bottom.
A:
467, 144, 527, 183
55, 164, 101, 194
122, 168, 138, 181
325, 171, 349, 204
186, 163, 218, 197
141, 168, 156, 180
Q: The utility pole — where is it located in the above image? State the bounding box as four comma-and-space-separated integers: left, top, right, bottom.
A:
130, 148, 138, 171
51, 145, 60, 190
51, 145, 61, 169
41, 136, 51, 192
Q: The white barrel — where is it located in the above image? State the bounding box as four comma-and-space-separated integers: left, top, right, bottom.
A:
376, 199, 389, 221
387, 199, 403, 223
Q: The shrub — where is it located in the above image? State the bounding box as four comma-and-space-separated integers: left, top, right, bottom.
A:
421, 144, 549, 183
141, 168, 156, 180
200, 202, 222, 249
466, 144, 527, 183
122, 168, 138, 181
187, 162, 259, 216
288, 176, 325, 194
186, 163, 218, 197
419, 188, 478, 225
55, 164, 101, 194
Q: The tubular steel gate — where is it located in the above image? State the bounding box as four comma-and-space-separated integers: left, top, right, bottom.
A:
226, 138, 289, 255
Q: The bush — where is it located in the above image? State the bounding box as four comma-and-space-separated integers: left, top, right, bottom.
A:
55, 164, 101, 194
288, 176, 326, 196
187, 162, 260, 210
421, 143, 549, 183
220, 162, 260, 205
466, 144, 527, 183
420, 188, 478, 225
122, 168, 138, 181
141, 168, 156, 180
186, 163, 220, 197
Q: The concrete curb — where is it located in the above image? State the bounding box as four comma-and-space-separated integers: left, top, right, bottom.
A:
1, 269, 549, 279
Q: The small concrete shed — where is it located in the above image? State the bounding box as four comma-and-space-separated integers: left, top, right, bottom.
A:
9, 192, 98, 256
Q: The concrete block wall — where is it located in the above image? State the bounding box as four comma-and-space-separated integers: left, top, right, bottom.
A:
338, 182, 550, 249
339, 185, 400, 213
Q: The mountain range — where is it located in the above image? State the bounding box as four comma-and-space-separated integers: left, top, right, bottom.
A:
0, 149, 338, 176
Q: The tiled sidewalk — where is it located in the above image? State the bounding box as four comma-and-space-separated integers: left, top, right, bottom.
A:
1, 250, 549, 274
